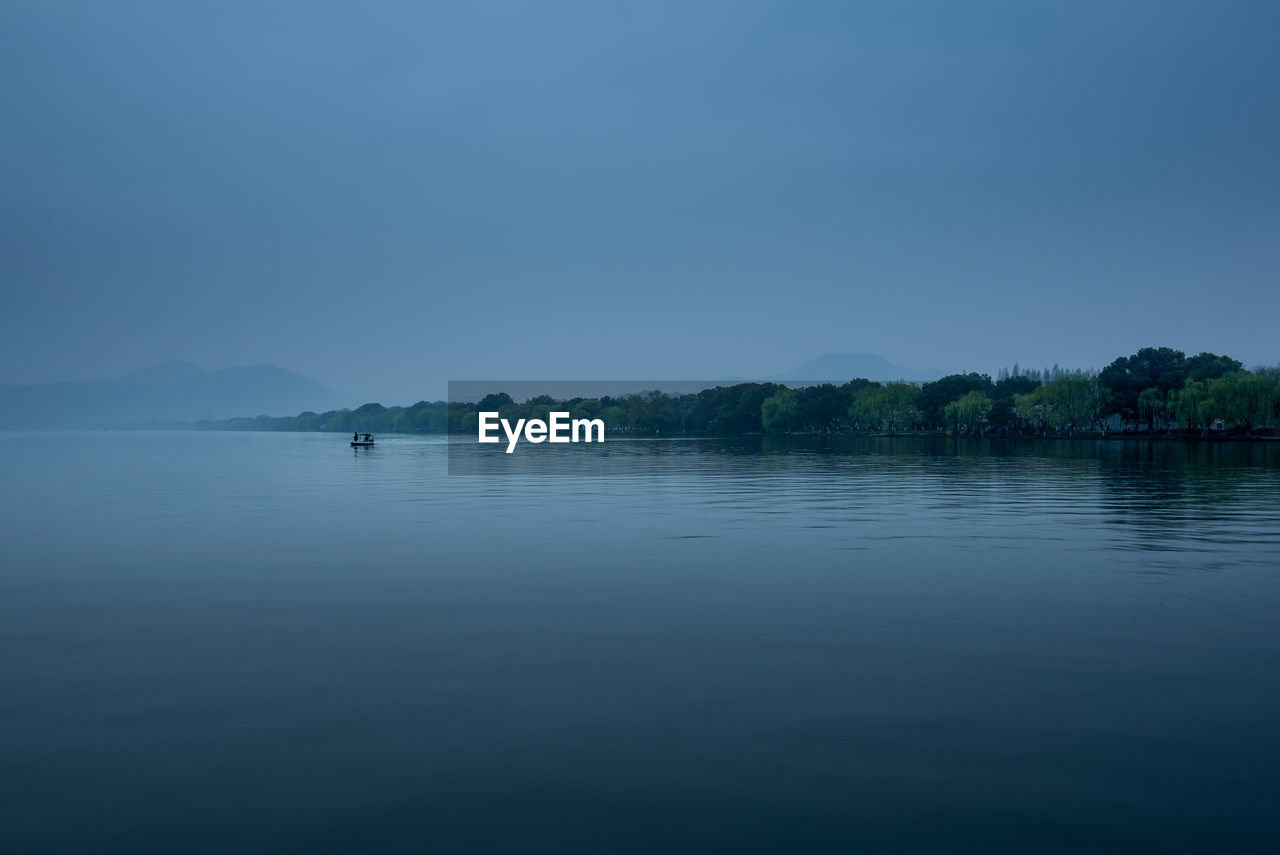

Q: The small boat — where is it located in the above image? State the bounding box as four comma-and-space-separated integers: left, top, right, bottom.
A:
350, 433, 375, 447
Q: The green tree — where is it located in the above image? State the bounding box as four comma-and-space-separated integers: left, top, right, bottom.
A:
1013, 389, 1052, 435
600, 405, 628, 430
988, 374, 1041, 433
1099, 347, 1187, 429
1209, 371, 1278, 435
854, 382, 920, 432
1137, 388, 1167, 432
1185, 352, 1243, 382
1171, 379, 1212, 435
918, 374, 994, 429
1039, 375, 1097, 436
794, 384, 851, 431
761, 388, 799, 434
942, 391, 992, 435
476, 392, 514, 411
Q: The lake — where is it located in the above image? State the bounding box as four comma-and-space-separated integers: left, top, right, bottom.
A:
2, 432, 1279, 853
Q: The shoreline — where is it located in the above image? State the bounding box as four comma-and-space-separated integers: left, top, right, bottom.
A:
5, 427, 1278, 444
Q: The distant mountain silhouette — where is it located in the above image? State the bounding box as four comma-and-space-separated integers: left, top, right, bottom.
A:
774, 353, 941, 383
0, 362, 342, 428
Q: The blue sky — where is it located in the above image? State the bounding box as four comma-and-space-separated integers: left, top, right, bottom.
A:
2, 1, 1277, 403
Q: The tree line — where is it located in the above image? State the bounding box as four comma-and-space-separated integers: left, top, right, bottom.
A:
199, 347, 1280, 438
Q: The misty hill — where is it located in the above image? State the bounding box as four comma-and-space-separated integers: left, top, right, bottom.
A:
0, 362, 342, 428
774, 353, 941, 383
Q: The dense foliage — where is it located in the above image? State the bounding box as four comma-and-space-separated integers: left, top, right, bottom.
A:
200, 347, 1280, 438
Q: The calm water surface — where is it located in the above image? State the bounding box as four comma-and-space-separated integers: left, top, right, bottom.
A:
2, 432, 1280, 853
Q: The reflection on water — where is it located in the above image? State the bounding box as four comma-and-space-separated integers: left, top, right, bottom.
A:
1, 432, 1279, 853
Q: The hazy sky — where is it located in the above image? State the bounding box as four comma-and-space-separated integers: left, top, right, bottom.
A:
3, 1, 1277, 403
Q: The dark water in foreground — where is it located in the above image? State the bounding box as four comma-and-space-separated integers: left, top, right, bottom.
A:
2, 432, 1280, 854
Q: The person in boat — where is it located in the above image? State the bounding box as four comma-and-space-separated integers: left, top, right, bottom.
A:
353, 432, 358, 442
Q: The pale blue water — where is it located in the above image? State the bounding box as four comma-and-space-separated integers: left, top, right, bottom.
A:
2, 432, 1280, 853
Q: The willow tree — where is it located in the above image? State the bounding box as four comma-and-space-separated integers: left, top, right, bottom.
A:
1013, 389, 1052, 435
1041, 374, 1096, 436
1137, 388, 1167, 432
1170, 379, 1212, 435
761, 388, 799, 434
1209, 372, 1279, 435
851, 382, 919, 432
942, 391, 993, 436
